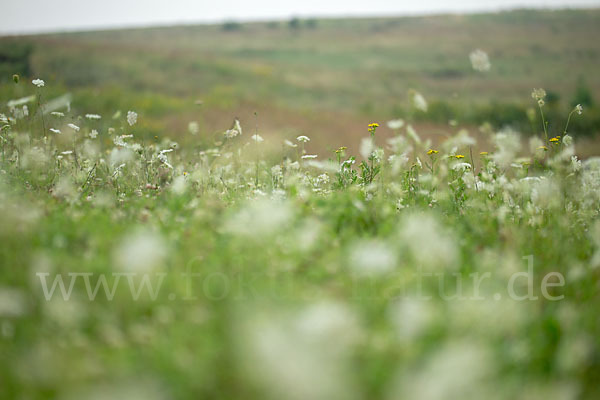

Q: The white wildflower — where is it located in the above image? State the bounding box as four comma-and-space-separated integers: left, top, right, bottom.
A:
360, 137, 375, 159
469, 49, 491, 72
89, 129, 98, 139
251, 134, 264, 143
406, 124, 422, 144
387, 119, 405, 130
575, 104, 583, 115
284, 139, 298, 148
224, 129, 239, 139
113, 134, 133, 147
571, 156, 582, 173
302, 154, 318, 159
296, 135, 310, 143
531, 88, 546, 100
85, 113, 101, 120
409, 90, 428, 112
49, 128, 61, 134
452, 162, 472, 171
562, 134, 573, 147
233, 118, 242, 135
50, 111, 64, 117
0, 287, 28, 317
349, 240, 396, 276
398, 213, 458, 270
67, 123, 80, 132
188, 121, 199, 135
223, 199, 293, 238
389, 298, 435, 340
158, 149, 173, 169
32, 79, 45, 87
127, 110, 138, 126
7, 95, 35, 108
114, 230, 167, 272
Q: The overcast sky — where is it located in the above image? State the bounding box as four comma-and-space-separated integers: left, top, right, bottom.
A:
2, 0, 600, 34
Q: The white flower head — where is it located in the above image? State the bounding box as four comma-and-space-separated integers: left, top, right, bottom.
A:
284, 139, 298, 148
85, 113, 101, 120
531, 88, 546, 100
301, 154, 318, 160
224, 129, 240, 139
296, 135, 310, 143
409, 90, 428, 112
89, 129, 98, 139
575, 104, 583, 115
49, 128, 61, 134
67, 123, 80, 132
32, 79, 45, 87
251, 134, 264, 143
387, 119, 405, 130
469, 49, 491, 72
188, 121, 199, 135
127, 111, 138, 126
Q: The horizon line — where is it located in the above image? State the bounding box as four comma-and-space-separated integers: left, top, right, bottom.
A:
1, 5, 599, 38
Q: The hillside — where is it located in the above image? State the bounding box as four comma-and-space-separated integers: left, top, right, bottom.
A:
1, 9, 600, 154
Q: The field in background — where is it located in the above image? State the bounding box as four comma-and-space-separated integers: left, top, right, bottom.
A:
1, 9, 600, 155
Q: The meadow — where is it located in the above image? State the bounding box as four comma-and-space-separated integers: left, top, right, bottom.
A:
1, 8, 600, 400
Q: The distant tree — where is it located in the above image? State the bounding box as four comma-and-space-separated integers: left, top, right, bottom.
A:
0, 41, 33, 81
571, 77, 594, 107
222, 21, 242, 32
289, 17, 301, 30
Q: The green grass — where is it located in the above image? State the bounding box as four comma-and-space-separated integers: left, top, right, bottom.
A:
1, 77, 600, 398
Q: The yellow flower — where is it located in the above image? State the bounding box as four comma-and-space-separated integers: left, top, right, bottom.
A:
480, 151, 488, 156
335, 146, 347, 154
455, 155, 465, 159
427, 149, 439, 155
368, 123, 379, 128
549, 137, 560, 143
537, 145, 548, 151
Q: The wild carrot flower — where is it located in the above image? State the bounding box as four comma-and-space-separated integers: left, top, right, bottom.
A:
251, 134, 264, 143
85, 114, 101, 120
67, 123, 80, 132
302, 154, 318, 159
387, 119, 404, 130
284, 139, 297, 148
531, 88, 546, 100
188, 121, 199, 135
575, 104, 583, 115
297, 135, 310, 143
127, 111, 138, 126
32, 79, 45, 87
49, 128, 61, 134
469, 49, 491, 72
409, 90, 428, 112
